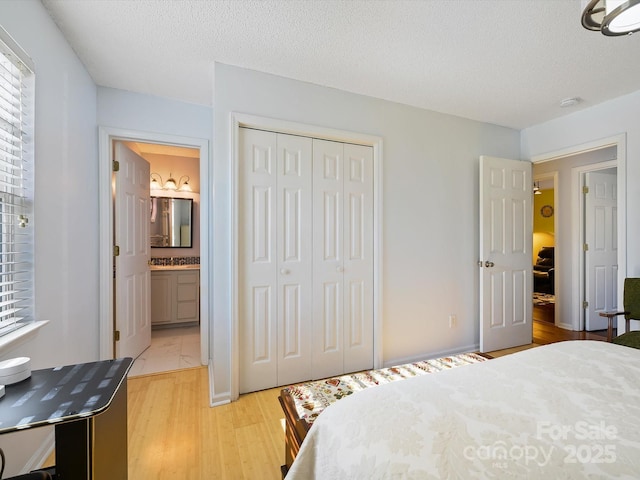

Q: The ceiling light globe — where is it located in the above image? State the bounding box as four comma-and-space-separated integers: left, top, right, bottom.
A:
164, 177, 177, 190
602, 0, 640, 34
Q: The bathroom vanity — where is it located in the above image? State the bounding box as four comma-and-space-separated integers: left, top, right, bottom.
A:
150, 265, 200, 326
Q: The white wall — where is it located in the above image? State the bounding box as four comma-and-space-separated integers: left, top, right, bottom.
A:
96, 87, 212, 267
212, 63, 521, 402
522, 91, 640, 280
97, 87, 212, 140
0, 1, 98, 475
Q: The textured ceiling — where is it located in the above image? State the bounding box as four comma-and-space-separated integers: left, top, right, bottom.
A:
41, 0, 640, 130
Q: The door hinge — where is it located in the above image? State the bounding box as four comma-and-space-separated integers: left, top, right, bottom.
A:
114, 245, 120, 256
583, 300, 589, 309
114, 330, 120, 342
113, 160, 120, 172
583, 185, 589, 194
583, 243, 589, 251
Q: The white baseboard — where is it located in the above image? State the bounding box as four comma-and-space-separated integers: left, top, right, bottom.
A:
208, 362, 230, 407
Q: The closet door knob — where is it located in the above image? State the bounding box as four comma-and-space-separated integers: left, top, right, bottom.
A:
280, 268, 290, 275
336, 266, 344, 273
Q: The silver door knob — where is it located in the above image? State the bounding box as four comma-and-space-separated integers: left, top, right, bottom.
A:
280, 268, 290, 275
484, 261, 495, 268
336, 266, 344, 273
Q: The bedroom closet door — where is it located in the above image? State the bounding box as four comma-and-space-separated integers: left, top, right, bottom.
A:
312, 139, 374, 380
239, 128, 313, 393
239, 129, 374, 393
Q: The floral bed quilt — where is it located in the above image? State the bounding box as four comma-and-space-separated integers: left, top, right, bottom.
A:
286, 341, 640, 479
282, 352, 489, 428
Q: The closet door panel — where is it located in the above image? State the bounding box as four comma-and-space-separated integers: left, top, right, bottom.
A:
239, 128, 278, 393
276, 134, 313, 385
343, 144, 374, 373
240, 129, 375, 392
312, 139, 345, 379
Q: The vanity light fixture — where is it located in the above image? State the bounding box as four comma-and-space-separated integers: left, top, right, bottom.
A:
150, 172, 194, 192
150, 173, 163, 191
582, 0, 640, 36
163, 173, 178, 191
178, 175, 192, 192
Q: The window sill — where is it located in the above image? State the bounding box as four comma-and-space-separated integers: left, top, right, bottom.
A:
0, 321, 49, 352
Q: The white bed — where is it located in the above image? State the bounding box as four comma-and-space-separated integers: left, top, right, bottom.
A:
286, 341, 640, 479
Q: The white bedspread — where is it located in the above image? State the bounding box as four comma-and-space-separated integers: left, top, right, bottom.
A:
286, 341, 640, 479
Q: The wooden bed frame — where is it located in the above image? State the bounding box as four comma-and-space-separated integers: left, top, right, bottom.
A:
278, 389, 311, 476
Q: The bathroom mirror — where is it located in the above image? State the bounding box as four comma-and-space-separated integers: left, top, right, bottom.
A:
150, 197, 193, 248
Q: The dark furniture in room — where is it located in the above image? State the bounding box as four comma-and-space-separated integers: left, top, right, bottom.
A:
0, 357, 132, 479
533, 246, 554, 294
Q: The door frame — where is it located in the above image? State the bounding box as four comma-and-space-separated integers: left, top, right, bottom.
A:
98, 126, 211, 365
229, 113, 384, 401
531, 134, 626, 332
577, 161, 618, 331
532, 170, 559, 326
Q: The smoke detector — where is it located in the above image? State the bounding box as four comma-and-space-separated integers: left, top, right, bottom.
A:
560, 97, 581, 108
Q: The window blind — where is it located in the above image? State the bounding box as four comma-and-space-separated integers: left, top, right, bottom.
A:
0, 28, 34, 336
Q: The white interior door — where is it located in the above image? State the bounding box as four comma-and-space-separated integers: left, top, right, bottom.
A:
312, 139, 374, 379
584, 170, 618, 331
342, 143, 374, 374
479, 156, 533, 353
114, 142, 151, 359
239, 129, 314, 393
276, 134, 313, 386
312, 139, 345, 379
239, 128, 278, 393
239, 130, 374, 391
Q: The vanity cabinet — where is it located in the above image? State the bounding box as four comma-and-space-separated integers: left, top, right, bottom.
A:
151, 269, 200, 326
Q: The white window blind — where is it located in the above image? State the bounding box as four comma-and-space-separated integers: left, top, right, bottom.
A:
0, 27, 34, 336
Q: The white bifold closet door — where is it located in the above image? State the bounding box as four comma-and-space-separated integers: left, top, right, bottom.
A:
311, 139, 374, 380
239, 128, 373, 394
239, 128, 313, 393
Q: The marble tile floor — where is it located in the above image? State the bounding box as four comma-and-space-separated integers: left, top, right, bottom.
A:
129, 325, 201, 377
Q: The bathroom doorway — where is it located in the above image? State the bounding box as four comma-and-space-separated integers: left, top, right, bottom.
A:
123, 141, 202, 376
98, 127, 210, 377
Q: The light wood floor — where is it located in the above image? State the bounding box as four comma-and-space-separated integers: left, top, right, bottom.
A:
44, 319, 613, 478
127, 367, 284, 479
488, 317, 609, 357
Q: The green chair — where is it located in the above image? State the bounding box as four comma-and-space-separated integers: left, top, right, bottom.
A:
599, 278, 640, 347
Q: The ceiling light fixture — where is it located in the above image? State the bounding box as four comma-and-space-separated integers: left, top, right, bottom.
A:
582, 0, 640, 36
533, 182, 542, 195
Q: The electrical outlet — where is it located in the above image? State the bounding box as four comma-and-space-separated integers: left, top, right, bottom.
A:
448, 314, 457, 328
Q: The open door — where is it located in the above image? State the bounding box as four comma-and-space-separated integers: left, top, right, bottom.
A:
584, 169, 618, 331
114, 142, 151, 358
479, 156, 533, 352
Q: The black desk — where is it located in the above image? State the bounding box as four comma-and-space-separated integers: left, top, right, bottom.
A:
0, 357, 132, 479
